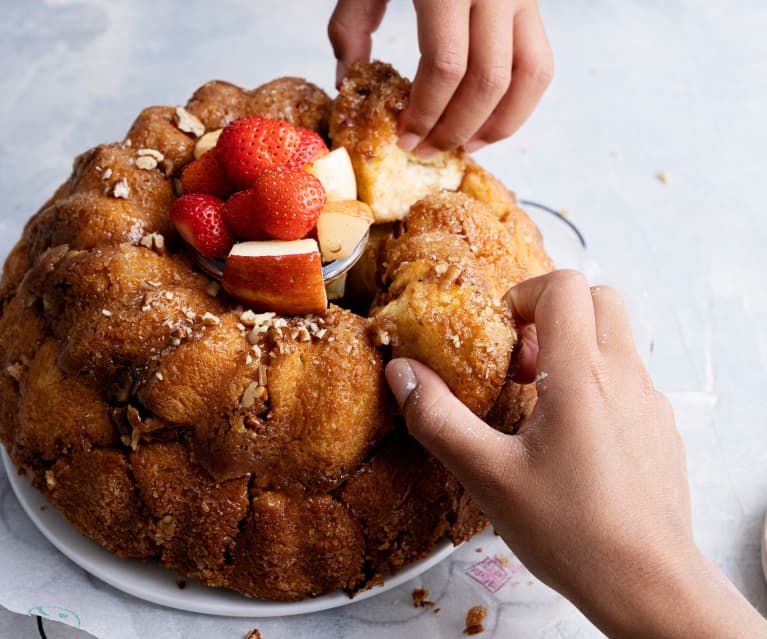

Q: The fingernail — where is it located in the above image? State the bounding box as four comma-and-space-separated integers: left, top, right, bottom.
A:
397, 132, 421, 152
413, 143, 440, 160
463, 139, 487, 154
385, 359, 417, 406
335, 61, 347, 88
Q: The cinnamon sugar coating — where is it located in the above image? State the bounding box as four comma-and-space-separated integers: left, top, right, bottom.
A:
0, 63, 550, 601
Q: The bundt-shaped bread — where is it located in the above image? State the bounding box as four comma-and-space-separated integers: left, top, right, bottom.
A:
0, 61, 550, 601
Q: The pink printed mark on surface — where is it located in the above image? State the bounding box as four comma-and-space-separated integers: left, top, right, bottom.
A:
466, 556, 512, 593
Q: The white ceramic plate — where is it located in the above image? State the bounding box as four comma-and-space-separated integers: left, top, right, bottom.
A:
1, 204, 588, 617
2, 448, 457, 617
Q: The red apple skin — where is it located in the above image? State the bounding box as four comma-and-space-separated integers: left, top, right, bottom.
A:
222, 251, 327, 315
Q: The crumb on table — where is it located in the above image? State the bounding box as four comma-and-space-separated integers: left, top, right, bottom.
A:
464, 605, 487, 635
412, 587, 434, 607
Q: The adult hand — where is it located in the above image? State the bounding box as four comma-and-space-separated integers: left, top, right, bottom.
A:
385, 270, 767, 638
328, 0, 554, 157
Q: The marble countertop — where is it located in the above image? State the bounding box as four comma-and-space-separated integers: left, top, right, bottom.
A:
1, 1, 766, 637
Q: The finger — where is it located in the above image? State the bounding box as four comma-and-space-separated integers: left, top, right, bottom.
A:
385, 358, 518, 490
511, 323, 539, 384
590, 285, 636, 354
397, 0, 471, 152
416, 1, 513, 153
466, 5, 553, 146
503, 270, 598, 376
328, 0, 389, 87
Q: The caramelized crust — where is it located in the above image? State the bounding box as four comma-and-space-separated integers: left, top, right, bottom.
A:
330, 61, 465, 222
68, 143, 175, 221
131, 441, 250, 585
459, 161, 554, 277
17, 339, 118, 465
339, 435, 486, 578
30, 244, 221, 382
186, 77, 331, 134
125, 106, 197, 176
43, 448, 156, 557
0, 62, 551, 601
371, 193, 519, 416
229, 491, 365, 600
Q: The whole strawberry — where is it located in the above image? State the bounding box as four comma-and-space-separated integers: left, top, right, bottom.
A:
169, 193, 235, 258
225, 169, 326, 241
216, 116, 300, 189
222, 189, 269, 241
180, 150, 233, 199
284, 128, 329, 170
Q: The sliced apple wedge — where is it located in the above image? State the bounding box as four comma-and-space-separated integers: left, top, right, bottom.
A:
305, 147, 357, 200
222, 239, 327, 315
317, 200, 374, 262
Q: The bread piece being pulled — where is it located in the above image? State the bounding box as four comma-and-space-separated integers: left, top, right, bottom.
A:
330, 61, 465, 223
370, 193, 518, 417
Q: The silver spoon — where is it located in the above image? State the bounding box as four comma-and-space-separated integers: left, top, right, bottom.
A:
190, 229, 370, 285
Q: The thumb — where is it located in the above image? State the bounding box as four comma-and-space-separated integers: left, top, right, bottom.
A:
327, 0, 388, 87
386, 358, 520, 495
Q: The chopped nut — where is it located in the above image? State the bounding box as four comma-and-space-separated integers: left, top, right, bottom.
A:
5, 363, 23, 382
102, 309, 113, 317
164, 291, 175, 301
245, 353, 253, 365
314, 328, 327, 340
206, 281, 220, 297
194, 128, 223, 159
124, 138, 132, 147
373, 328, 390, 346
102, 167, 112, 180
112, 178, 130, 199
657, 170, 670, 184
45, 470, 57, 490
255, 312, 276, 325
137, 148, 165, 161
240, 310, 258, 326
202, 312, 221, 326
254, 385, 268, 400
155, 371, 164, 381
257, 365, 267, 386
236, 322, 246, 332
139, 232, 166, 254
136, 156, 157, 171
174, 106, 205, 138
434, 263, 448, 275
251, 344, 262, 359
247, 328, 260, 345
450, 334, 462, 348
241, 381, 260, 409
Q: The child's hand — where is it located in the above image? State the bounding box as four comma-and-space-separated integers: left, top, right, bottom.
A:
386, 270, 767, 637
328, 0, 553, 157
